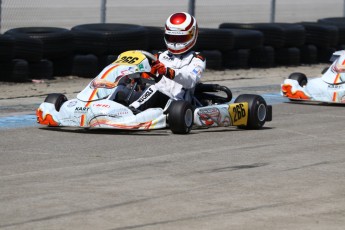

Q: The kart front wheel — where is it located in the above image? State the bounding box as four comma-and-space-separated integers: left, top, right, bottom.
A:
44, 93, 67, 111
234, 94, 271, 129
168, 100, 194, 134
288, 72, 307, 87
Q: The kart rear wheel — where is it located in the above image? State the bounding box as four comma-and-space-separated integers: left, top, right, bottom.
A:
44, 93, 67, 111
288, 72, 307, 87
168, 101, 194, 134
234, 94, 269, 129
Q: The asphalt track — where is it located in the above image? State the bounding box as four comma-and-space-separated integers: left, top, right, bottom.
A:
1, 78, 345, 230
1, 1, 345, 228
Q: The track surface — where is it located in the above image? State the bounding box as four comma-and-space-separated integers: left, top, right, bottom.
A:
1, 67, 345, 229
1, 1, 345, 228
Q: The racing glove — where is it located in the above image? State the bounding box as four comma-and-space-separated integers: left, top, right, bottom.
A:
151, 61, 175, 80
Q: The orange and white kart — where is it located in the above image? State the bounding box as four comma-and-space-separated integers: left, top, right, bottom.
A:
282, 50, 345, 103
36, 50, 272, 134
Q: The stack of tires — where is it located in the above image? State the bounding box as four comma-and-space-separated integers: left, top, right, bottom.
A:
2, 27, 74, 82
0, 34, 24, 82
297, 21, 338, 63
221, 28, 264, 69
2, 18, 345, 82
71, 23, 149, 78
219, 23, 307, 67
194, 28, 235, 70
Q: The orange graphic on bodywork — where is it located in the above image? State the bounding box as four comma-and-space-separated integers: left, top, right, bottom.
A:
36, 109, 59, 126
332, 92, 338, 102
281, 84, 310, 100
90, 118, 153, 129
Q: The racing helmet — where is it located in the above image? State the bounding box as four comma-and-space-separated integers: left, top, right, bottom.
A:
164, 12, 198, 54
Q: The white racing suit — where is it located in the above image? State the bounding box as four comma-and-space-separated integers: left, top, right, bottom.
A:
130, 50, 206, 110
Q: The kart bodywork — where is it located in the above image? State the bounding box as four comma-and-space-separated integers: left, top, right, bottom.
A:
37, 50, 272, 134
281, 50, 345, 103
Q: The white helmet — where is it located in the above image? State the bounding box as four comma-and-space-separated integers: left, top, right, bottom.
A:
164, 12, 198, 54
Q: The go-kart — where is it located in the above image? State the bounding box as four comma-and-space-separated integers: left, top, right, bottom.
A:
36, 50, 272, 134
281, 50, 345, 103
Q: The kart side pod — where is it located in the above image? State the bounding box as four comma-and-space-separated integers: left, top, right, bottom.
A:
194, 94, 272, 129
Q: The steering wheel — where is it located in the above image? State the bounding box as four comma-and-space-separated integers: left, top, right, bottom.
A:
138, 50, 157, 63
136, 50, 161, 81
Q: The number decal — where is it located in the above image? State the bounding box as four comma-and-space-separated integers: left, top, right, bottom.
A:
114, 51, 146, 65
115, 56, 139, 64
229, 102, 248, 126
233, 104, 246, 122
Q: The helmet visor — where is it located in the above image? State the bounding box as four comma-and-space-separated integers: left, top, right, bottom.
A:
164, 33, 193, 44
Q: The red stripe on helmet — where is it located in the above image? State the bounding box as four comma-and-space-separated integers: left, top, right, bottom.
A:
185, 16, 194, 31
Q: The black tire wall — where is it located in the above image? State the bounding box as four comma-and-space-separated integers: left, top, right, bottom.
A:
2, 18, 345, 81
71, 23, 149, 55
5, 27, 74, 60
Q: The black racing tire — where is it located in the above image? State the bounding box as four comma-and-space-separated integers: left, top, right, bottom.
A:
299, 44, 318, 64
249, 46, 275, 68
144, 26, 166, 51
202, 50, 223, 70
224, 28, 264, 49
274, 23, 306, 47
5, 27, 74, 59
50, 55, 74, 77
168, 100, 194, 134
298, 22, 338, 48
288, 72, 308, 87
318, 17, 345, 45
275, 47, 301, 66
318, 47, 337, 63
3, 33, 43, 62
219, 23, 285, 48
223, 49, 250, 69
71, 23, 149, 55
44, 93, 68, 111
234, 94, 268, 129
0, 59, 29, 82
29, 59, 54, 79
0, 34, 15, 61
195, 28, 235, 51
72, 54, 99, 78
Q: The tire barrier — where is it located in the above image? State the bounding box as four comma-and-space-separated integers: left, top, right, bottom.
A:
2, 18, 345, 82
275, 47, 301, 66
274, 23, 306, 47
51, 55, 74, 77
249, 46, 275, 68
5, 27, 74, 60
144, 26, 166, 51
72, 54, 99, 78
3, 32, 43, 62
318, 17, 345, 46
71, 23, 149, 56
299, 44, 318, 64
0, 34, 15, 62
29, 59, 54, 80
220, 23, 286, 48
0, 59, 29, 82
227, 29, 264, 50
219, 22, 307, 67
195, 28, 235, 51
202, 50, 223, 70
298, 22, 338, 49
223, 49, 250, 69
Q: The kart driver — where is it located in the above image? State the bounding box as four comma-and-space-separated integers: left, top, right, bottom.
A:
129, 12, 206, 114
